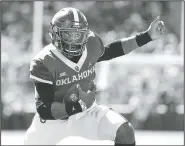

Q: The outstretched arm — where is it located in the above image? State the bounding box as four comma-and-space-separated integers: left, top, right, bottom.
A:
98, 16, 165, 62
121, 16, 165, 54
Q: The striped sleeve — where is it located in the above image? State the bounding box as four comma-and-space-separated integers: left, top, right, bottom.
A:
29, 59, 53, 85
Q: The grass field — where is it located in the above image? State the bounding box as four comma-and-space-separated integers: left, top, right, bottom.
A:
1, 130, 183, 145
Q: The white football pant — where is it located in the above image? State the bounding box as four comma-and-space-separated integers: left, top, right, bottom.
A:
24, 102, 127, 145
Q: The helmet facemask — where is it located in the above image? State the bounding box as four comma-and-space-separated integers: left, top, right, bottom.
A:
49, 8, 90, 58
51, 24, 89, 58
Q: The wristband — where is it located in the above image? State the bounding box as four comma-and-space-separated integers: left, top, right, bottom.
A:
135, 31, 152, 47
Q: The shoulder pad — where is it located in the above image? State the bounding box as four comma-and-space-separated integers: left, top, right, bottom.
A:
30, 44, 54, 85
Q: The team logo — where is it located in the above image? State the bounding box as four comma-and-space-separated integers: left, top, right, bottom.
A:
75, 66, 79, 72
70, 94, 78, 102
59, 72, 67, 77
72, 106, 76, 112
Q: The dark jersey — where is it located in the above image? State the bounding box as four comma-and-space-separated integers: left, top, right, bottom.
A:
30, 31, 105, 103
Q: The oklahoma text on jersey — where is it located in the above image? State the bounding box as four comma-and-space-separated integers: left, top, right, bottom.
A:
56, 65, 95, 86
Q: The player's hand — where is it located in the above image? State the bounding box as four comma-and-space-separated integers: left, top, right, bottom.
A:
64, 82, 96, 116
77, 83, 96, 110
147, 16, 165, 40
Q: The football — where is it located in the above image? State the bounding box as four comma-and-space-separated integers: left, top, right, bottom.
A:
64, 83, 79, 104
64, 83, 82, 115
63, 81, 96, 115
64, 81, 95, 104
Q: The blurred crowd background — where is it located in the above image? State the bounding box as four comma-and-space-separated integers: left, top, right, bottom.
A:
1, 1, 184, 131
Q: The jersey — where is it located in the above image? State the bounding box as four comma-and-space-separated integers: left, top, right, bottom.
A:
30, 31, 104, 103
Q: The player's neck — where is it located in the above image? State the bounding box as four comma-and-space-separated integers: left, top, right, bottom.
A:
63, 53, 82, 63
69, 55, 82, 63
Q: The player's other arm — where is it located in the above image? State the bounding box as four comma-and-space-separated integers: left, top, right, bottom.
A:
35, 82, 69, 120
98, 16, 165, 62
30, 59, 68, 120
35, 83, 97, 120
120, 16, 165, 54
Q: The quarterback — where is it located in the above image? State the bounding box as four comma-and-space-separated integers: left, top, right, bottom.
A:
24, 7, 165, 145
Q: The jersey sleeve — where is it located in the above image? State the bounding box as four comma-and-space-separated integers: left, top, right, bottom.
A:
29, 59, 54, 85
98, 40, 125, 62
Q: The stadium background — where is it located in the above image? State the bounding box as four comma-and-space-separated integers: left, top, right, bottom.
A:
1, 1, 184, 145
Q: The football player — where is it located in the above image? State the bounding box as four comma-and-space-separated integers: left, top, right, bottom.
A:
24, 7, 165, 145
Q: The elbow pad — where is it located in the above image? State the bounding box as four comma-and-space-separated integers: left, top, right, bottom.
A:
36, 100, 55, 120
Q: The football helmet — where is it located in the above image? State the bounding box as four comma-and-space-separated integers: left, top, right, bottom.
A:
49, 7, 89, 58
